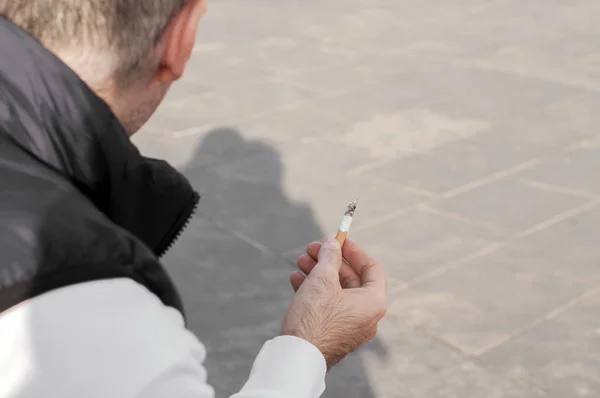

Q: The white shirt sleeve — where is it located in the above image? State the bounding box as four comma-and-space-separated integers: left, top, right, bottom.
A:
138, 336, 326, 398
231, 336, 326, 398
0, 278, 327, 398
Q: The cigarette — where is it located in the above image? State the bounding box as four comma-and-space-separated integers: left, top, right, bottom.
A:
335, 199, 357, 247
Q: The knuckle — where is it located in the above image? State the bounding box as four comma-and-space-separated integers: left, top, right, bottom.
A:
322, 242, 338, 254
375, 305, 387, 319
373, 295, 387, 319
360, 262, 378, 278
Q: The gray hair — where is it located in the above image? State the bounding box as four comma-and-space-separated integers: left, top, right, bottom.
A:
0, 0, 189, 87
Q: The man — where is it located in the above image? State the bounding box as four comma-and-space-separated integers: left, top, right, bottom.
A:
0, 1, 387, 397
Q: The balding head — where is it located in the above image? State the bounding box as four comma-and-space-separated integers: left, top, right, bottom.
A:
0, 0, 207, 133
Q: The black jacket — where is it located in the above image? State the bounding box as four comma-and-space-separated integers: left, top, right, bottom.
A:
0, 17, 198, 316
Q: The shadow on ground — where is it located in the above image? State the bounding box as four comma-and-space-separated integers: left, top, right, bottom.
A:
163, 127, 386, 397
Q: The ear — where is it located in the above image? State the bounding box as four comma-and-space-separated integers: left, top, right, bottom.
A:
154, 0, 207, 83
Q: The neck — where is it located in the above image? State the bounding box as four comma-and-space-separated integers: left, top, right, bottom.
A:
93, 86, 137, 136
53, 53, 145, 137
89, 78, 167, 136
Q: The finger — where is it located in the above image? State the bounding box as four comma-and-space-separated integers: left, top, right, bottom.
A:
341, 239, 375, 271
297, 254, 318, 275
339, 260, 361, 289
290, 271, 306, 293
343, 239, 386, 290
307, 241, 361, 288
311, 237, 342, 278
306, 241, 322, 261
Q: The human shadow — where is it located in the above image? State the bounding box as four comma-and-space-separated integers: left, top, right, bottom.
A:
163, 127, 384, 397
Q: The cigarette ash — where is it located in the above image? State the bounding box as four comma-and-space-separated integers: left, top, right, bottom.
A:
344, 199, 358, 217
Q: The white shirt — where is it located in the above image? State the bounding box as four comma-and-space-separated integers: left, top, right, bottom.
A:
0, 278, 327, 398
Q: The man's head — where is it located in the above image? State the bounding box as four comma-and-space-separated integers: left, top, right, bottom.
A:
0, 0, 207, 134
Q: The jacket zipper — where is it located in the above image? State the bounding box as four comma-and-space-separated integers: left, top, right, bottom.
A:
157, 191, 200, 258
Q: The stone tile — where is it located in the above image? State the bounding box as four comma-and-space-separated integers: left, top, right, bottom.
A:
163, 217, 292, 311
480, 290, 600, 398
184, 48, 275, 90
323, 107, 490, 162
435, 178, 586, 232
350, 209, 503, 286
179, 132, 325, 257
282, 172, 423, 241
364, 133, 548, 195
184, 145, 422, 256
144, 81, 322, 134
135, 125, 280, 170
134, 128, 210, 169
276, 135, 376, 176
498, 207, 600, 284
523, 95, 600, 144
248, 40, 351, 77
353, 67, 588, 129
518, 140, 600, 195
142, 95, 245, 134
389, 249, 591, 355
274, 64, 379, 97
464, 28, 600, 94
345, 1, 600, 91
233, 100, 353, 143
184, 164, 324, 256
326, 318, 542, 398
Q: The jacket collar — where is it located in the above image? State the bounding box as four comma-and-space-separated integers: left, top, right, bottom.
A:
0, 17, 198, 256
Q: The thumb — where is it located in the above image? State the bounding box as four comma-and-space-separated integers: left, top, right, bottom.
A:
312, 237, 342, 278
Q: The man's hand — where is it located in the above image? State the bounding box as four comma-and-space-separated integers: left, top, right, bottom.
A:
280, 238, 387, 369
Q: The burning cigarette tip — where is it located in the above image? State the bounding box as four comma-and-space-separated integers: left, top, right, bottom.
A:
344, 198, 358, 217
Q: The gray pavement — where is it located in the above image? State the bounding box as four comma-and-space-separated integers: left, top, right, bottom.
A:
132, 1, 600, 397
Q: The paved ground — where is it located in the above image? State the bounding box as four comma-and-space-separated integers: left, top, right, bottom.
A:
133, 1, 600, 397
